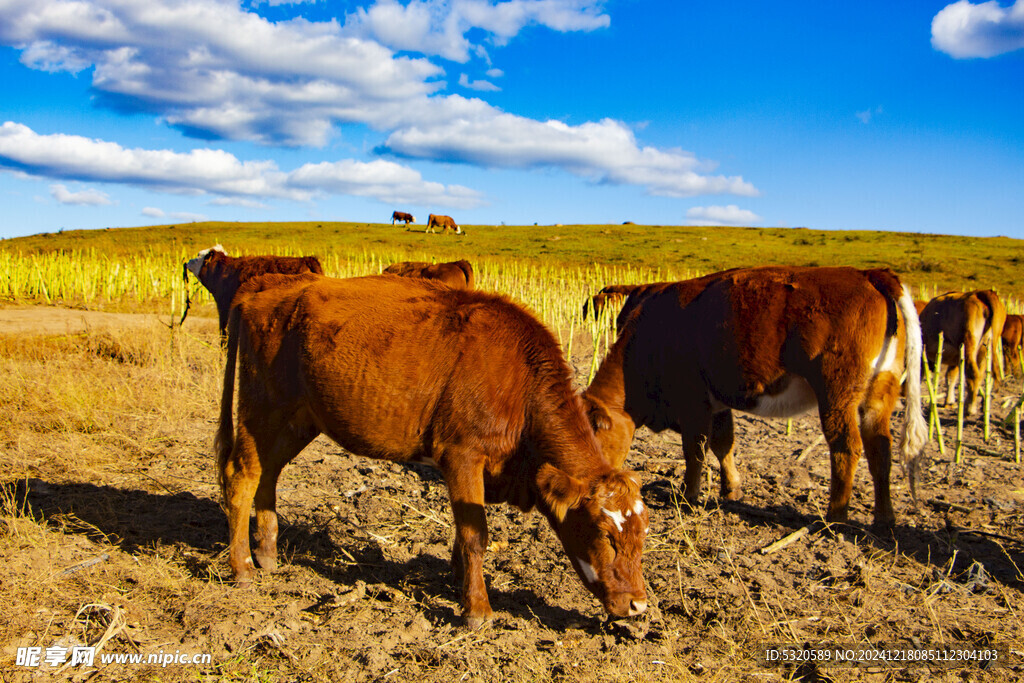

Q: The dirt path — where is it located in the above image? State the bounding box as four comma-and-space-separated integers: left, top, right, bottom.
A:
0, 305, 213, 335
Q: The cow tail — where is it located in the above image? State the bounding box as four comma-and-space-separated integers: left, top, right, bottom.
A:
214, 304, 241, 502
896, 284, 928, 501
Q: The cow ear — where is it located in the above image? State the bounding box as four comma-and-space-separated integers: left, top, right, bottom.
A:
584, 396, 613, 431
536, 463, 587, 522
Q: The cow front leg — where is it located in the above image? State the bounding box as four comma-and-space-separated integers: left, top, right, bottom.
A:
442, 456, 493, 628
710, 410, 742, 501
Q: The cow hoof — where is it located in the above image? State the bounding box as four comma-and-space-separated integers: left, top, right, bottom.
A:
463, 613, 493, 630
253, 551, 278, 571
721, 489, 744, 502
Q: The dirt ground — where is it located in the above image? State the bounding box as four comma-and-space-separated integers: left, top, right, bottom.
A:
1, 306, 1022, 682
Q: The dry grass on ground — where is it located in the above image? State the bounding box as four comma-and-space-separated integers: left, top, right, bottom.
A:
1, 313, 1023, 682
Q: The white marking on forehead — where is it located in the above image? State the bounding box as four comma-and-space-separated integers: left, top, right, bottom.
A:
186, 245, 225, 277
577, 557, 598, 584
601, 507, 626, 533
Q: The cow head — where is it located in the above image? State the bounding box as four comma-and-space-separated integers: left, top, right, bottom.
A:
185, 244, 226, 279
537, 464, 648, 619
581, 394, 636, 470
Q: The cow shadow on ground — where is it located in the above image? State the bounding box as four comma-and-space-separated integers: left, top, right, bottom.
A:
643, 478, 1023, 593
4, 478, 590, 629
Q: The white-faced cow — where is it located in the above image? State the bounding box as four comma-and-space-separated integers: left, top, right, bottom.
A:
184, 245, 323, 340
427, 214, 462, 235
216, 273, 649, 627
391, 211, 416, 226
919, 290, 1006, 414
582, 266, 927, 527
382, 260, 475, 289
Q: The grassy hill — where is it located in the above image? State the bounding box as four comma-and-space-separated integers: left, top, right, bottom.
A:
3, 221, 1023, 307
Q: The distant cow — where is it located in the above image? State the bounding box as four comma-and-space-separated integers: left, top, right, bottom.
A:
184, 245, 323, 339
582, 285, 643, 321
216, 273, 648, 626
392, 211, 415, 226
382, 260, 475, 289
920, 290, 1006, 414
582, 266, 927, 527
427, 214, 462, 234
1003, 314, 1023, 375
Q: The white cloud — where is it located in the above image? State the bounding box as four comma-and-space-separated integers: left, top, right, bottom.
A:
141, 207, 164, 217
0, 1, 759, 201
486, 67, 504, 78
50, 183, 114, 206
343, 0, 609, 63
686, 205, 761, 226
932, 0, 1024, 58
856, 105, 883, 124
459, 73, 501, 91
0, 122, 480, 208
287, 159, 485, 207
0, 0, 442, 147
382, 100, 759, 198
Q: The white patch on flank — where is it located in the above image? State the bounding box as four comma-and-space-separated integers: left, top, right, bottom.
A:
633, 499, 645, 516
577, 558, 598, 584
601, 507, 626, 532
871, 335, 899, 374
749, 375, 818, 418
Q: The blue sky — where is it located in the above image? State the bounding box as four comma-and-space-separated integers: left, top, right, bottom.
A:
0, 0, 1021, 239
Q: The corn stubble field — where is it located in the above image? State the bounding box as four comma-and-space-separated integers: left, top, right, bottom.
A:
1, 222, 1023, 682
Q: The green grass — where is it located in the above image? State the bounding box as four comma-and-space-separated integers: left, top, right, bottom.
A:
3, 220, 1024, 305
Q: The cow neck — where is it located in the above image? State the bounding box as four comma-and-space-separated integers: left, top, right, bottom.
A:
585, 331, 634, 425
530, 390, 612, 481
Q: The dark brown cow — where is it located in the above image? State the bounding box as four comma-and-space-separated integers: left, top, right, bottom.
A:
1002, 314, 1023, 375
217, 273, 648, 626
391, 211, 416, 226
382, 260, 475, 289
582, 266, 927, 527
427, 214, 462, 234
920, 290, 1006, 413
184, 245, 323, 339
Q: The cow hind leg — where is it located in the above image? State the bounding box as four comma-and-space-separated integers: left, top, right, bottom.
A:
709, 410, 742, 501
251, 419, 319, 571
859, 374, 900, 527
221, 426, 262, 585
817, 392, 865, 524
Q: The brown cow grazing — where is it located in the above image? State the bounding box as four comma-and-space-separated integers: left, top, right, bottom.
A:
427, 214, 462, 234
582, 266, 927, 527
217, 273, 649, 627
1002, 314, 1023, 375
382, 260, 475, 289
184, 245, 323, 339
582, 284, 643, 321
391, 211, 416, 226
920, 290, 1006, 414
